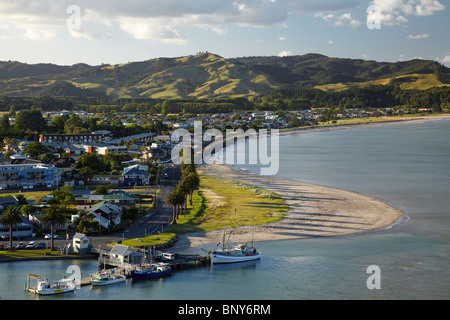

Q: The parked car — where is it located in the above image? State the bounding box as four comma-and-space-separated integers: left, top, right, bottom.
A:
45, 234, 60, 239
36, 243, 46, 249
5, 244, 14, 250
26, 241, 36, 249
16, 242, 25, 249
0, 244, 4, 250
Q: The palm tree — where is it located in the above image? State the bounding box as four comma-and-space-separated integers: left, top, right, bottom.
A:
182, 172, 200, 205
41, 204, 66, 250
167, 188, 186, 224
0, 206, 22, 251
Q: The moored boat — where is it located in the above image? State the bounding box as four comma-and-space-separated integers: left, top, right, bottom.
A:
210, 243, 261, 264
209, 230, 261, 264
90, 271, 127, 286
130, 263, 172, 280
34, 278, 76, 295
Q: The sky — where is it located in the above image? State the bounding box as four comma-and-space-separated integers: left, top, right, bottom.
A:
0, 0, 449, 67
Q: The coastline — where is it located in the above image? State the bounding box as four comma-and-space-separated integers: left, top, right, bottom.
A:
170, 116, 450, 251
171, 163, 405, 251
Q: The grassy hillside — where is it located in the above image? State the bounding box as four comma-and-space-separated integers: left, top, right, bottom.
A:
0, 53, 448, 99
315, 73, 450, 92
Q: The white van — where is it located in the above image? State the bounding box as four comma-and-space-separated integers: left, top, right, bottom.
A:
162, 253, 175, 260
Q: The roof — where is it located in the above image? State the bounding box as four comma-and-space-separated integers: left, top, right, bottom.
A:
0, 196, 19, 206
73, 233, 89, 240
122, 167, 150, 177
76, 194, 136, 201
110, 244, 133, 256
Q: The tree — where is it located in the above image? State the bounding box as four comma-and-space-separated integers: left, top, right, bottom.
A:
14, 108, 47, 132
23, 141, 50, 159
167, 188, 186, 224
41, 204, 66, 250
181, 172, 200, 205
50, 185, 75, 205
93, 184, 109, 195
0, 206, 22, 251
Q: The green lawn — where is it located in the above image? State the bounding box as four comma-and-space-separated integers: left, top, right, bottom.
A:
0, 249, 69, 260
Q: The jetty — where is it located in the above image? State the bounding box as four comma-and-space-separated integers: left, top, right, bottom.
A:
95, 244, 209, 273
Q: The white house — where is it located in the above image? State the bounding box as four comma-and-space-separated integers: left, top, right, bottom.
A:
87, 201, 122, 229
73, 233, 90, 254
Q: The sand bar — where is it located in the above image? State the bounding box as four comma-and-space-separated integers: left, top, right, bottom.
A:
172, 164, 404, 251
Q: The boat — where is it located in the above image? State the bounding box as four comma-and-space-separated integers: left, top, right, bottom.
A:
130, 263, 172, 280
90, 271, 127, 286
34, 278, 76, 295
209, 230, 261, 264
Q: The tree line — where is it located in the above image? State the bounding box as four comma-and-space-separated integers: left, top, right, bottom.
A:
167, 163, 200, 224
0, 84, 449, 117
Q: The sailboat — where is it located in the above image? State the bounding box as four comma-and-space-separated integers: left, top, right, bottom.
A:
209, 230, 261, 264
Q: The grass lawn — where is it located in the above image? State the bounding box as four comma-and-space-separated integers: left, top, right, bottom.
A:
0, 249, 70, 260
119, 173, 289, 248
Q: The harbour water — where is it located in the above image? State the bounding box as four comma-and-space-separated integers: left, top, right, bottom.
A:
1, 118, 449, 300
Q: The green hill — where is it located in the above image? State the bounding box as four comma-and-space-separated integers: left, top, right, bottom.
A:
0, 53, 448, 99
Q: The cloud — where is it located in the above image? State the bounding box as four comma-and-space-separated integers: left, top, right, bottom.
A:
278, 51, 294, 57
0, 0, 363, 43
369, 0, 445, 25
440, 55, 450, 66
328, 40, 335, 45
316, 12, 362, 28
407, 33, 429, 39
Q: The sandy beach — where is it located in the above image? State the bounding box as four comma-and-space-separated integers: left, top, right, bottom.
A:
172, 163, 404, 251
171, 115, 449, 251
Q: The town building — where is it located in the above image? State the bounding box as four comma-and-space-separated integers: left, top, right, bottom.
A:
0, 164, 61, 190
39, 131, 113, 145
76, 194, 137, 210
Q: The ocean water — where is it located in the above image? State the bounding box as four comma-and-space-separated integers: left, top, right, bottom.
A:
1, 119, 449, 300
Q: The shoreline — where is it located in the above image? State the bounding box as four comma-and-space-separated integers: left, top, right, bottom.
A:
170, 116, 450, 252
171, 163, 405, 252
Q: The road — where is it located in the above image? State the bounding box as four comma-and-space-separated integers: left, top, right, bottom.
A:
91, 163, 181, 250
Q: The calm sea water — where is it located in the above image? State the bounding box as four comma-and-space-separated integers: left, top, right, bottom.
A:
1, 119, 449, 300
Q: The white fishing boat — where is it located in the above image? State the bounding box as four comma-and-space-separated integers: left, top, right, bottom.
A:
90, 271, 127, 286
34, 278, 76, 295
209, 230, 261, 264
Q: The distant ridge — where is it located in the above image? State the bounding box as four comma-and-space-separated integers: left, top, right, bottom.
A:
0, 53, 448, 99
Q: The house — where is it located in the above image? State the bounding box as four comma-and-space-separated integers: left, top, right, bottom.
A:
100, 244, 144, 267
73, 233, 90, 254
90, 175, 122, 185
64, 146, 85, 157
0, 196, 19, 209
47, 158, 77, 175
122, 166, 150, 186
28, 211, 69, 231
76, 194, 137, 210
0, 215, 33, 239
87, 201, 122, 229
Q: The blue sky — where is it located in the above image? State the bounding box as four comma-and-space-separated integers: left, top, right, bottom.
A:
0, 0, 449, 67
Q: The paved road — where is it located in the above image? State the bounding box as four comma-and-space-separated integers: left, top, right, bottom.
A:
91, 163, 181, 250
